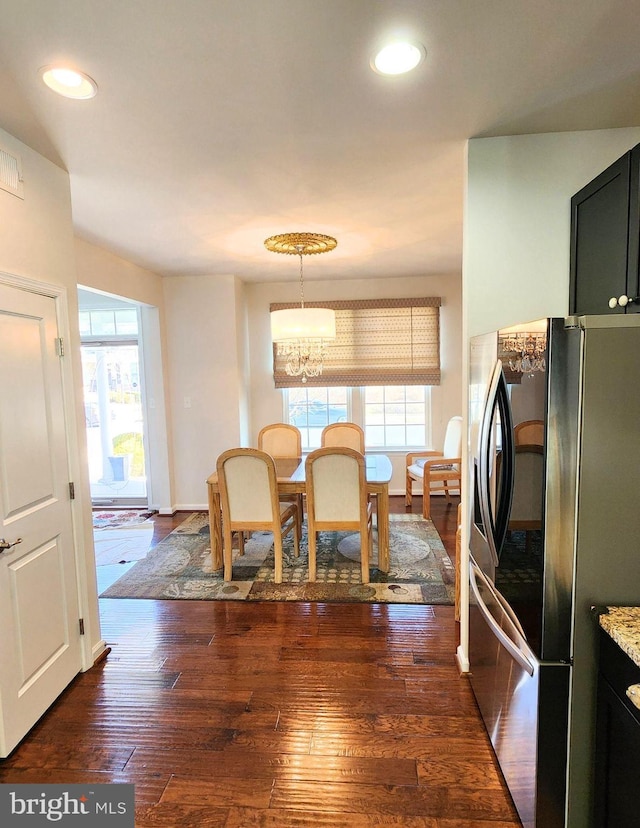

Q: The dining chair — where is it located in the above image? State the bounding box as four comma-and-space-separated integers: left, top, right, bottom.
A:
304, 447, 373, 583
257, 422, 302, 458
508, 443, 544, 552
216, 447, 301, 583
257, 422, 304, 518
321, 422, 365, 453
405, 415, 462, 519
514, 419, 544, 447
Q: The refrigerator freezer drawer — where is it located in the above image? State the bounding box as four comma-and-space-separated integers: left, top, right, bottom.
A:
469, 559, 570, 828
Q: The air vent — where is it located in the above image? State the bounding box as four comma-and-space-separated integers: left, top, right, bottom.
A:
0, 144, 24, 199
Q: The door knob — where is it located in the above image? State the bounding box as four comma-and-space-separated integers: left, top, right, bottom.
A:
0, 537, 22, 552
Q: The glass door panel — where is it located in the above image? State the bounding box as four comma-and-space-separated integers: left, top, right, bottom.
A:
81, 343, 147, 505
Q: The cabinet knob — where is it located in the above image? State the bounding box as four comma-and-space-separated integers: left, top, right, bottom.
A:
619, 294, 631, 307
609, 296, 619, 308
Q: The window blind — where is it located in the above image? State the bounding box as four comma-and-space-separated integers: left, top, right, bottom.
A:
270, 297, 441, 388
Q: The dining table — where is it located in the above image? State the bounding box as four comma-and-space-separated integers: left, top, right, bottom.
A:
206, 453, 393, 574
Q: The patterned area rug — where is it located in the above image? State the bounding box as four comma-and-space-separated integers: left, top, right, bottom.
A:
92, 509, 155, 529
100, 512, 455, 604
495, 529, 543, 602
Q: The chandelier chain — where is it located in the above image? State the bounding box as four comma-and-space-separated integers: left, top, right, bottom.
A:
297, 249, 305, 309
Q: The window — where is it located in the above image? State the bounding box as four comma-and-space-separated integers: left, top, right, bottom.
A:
285, 385, 430, 451
364, 386, 429, 448
79, 308, 139, 337
286, 387, 348, 449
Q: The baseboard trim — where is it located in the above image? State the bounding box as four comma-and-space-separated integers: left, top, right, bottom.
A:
173, 504, 209, 512
456, 645, 470, 675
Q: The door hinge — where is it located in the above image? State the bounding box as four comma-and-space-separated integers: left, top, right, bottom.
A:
55, 337, 64, 357
69, 482, 75, 500
79, 618, 85, 636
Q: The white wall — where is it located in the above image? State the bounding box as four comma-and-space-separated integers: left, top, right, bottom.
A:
162, 274, 249, 508
74, 238, 175, 513
246, 273, 462, 494
458, 126, 640, 670
0, 128, 103, 666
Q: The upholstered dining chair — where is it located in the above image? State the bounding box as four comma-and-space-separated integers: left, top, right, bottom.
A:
304, 447, 373, 583
508, 443, 544, 552
405, 415, 463, 519
257, 422, 303, 517
321, 422, 365, 454
514, 419, 544, 447
257, 422, 302, 458
216, 448, 301, 583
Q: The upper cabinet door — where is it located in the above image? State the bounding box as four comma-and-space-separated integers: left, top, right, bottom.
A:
569, 145, 640, 315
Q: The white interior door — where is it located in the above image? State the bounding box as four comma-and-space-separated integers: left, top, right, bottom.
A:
0, 282, 82, 757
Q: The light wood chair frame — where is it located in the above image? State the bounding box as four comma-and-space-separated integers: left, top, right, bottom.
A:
321, 422, 365, 454
405, 453, 462, 518
216, 447, 301, 583
305, 446, 373, 584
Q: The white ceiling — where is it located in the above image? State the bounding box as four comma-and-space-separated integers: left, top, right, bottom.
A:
1, 0, 640, 284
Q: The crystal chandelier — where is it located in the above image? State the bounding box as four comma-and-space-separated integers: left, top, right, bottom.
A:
500, 331, 547, 374
265, 232, 337, 382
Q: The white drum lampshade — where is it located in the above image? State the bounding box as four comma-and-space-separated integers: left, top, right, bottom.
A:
270, 306, 336, 342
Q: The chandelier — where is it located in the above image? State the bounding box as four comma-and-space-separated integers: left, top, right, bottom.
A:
265, 232, 337, 382
500, 331, 547, 374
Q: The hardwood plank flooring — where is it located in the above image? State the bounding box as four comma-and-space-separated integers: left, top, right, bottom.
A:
0, 495, 523, 827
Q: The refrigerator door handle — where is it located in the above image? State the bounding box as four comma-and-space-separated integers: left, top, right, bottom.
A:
469, 559, 535, 677
478, 360, 515, 566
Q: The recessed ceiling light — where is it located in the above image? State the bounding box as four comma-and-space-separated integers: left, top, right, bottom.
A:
39, 65, 98, 99
371, 41, 426, 76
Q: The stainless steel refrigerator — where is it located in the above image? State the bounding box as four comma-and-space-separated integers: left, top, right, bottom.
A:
468, 315, 640, 828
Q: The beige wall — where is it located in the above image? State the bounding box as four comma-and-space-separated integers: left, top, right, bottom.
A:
74, 238, 176, 513
246, 273, 463, 494
142, 270, 461, 507
162, 274, 249, 508
0, 128, 103, 665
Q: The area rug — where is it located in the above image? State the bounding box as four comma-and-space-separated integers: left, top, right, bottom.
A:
495, 528, 543, 602
94, 523, 155, 566
100, 512, 455, 604
93, 509, 156, 566
92, 509, 155, 529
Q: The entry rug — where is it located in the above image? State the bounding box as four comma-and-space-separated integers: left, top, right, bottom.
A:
92, 509, 155, 529
93, 509, 156, 566
100, 512, 455, 604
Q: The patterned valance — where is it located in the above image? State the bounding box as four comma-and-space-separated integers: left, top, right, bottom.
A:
270, 297, 441, 388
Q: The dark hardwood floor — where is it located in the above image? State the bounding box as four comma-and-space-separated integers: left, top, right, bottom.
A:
0, 495, 522, 827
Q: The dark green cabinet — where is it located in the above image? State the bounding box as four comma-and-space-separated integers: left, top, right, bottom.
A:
570, 144, 640, 315
594, 630, 640, 827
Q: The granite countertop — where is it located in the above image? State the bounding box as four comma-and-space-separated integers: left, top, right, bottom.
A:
599, 606, 640, 711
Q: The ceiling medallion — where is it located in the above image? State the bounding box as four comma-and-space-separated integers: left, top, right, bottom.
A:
264, 232, 337, 256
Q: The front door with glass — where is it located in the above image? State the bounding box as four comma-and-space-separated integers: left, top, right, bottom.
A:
81, 340, 147, 506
